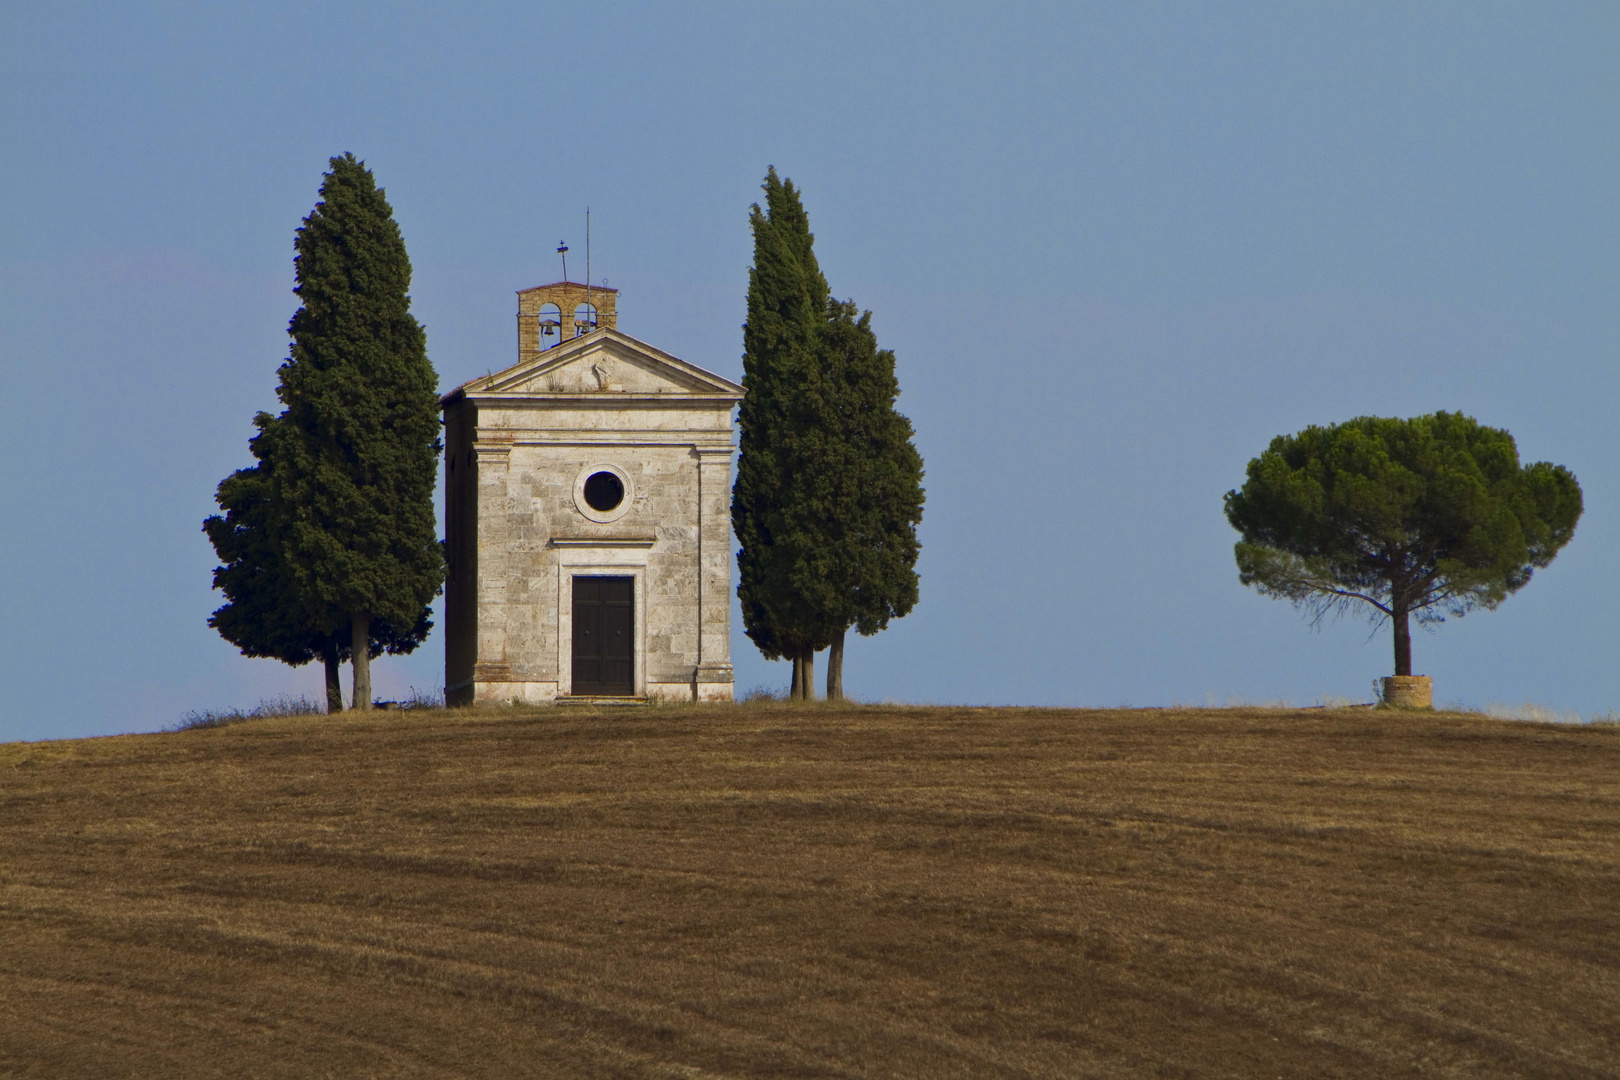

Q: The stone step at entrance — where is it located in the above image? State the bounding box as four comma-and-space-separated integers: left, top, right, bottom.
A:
556, 696, 649, 707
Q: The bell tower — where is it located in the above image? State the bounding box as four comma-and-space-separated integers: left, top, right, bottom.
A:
516, 281, 619, 367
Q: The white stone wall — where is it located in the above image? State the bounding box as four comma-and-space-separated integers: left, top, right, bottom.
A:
443, 329, 740, 705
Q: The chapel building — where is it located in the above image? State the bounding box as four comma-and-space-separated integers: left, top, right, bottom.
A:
441, 282, 743, 705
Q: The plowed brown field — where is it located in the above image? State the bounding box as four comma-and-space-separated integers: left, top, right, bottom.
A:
1, 704, 1616, 1078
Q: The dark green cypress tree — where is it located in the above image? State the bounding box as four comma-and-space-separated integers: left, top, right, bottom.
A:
733, 168, 839, 698
734, 170, 925, 701
814, 298, 924, 700
269, 153, 443, 711
205, 412, 347, 711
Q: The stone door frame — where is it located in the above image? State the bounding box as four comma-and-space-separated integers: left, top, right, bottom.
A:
552, 541, 651, 698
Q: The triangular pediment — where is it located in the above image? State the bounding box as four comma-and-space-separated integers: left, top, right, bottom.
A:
455, 329, 742, 399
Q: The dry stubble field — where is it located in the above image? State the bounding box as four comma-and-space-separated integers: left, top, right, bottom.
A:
0, 703, 1616, 1079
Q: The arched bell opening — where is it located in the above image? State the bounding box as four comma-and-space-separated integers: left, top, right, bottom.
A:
537, 303, 563, 350
573, 302, 598, 337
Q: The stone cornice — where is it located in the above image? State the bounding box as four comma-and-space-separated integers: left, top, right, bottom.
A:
442, 327, 745, 405
475, 436, 734, 450
457, 391, 742, 407
547, 535, 657, 548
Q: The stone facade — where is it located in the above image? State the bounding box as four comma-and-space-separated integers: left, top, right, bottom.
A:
442, 283, 743, 706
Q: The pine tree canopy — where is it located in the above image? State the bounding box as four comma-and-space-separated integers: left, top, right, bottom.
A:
1223, 411, 1581, 676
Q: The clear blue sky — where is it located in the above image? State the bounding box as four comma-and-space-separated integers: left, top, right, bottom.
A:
2, 2, 1615, 740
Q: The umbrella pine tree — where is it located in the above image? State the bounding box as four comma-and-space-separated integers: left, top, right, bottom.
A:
1225, 412, 1581, 679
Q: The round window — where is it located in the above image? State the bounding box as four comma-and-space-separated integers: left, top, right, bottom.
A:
573, 463, 634, 523
583, 470, 624, 512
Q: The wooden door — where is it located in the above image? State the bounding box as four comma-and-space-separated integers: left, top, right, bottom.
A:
572, 576, 634, 695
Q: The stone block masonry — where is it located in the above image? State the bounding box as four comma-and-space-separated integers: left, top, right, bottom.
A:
442, 283, 744, 706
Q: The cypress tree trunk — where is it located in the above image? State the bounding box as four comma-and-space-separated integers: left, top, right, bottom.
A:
1393, 604, 1412, 677
802, 647, 816, 702
790, 653, 802, 700
352, 613, 372, 711
322, 642, 344, 713
826, 628, 844, 701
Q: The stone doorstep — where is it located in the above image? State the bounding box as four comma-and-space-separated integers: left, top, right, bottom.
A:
555, 695, 649, 707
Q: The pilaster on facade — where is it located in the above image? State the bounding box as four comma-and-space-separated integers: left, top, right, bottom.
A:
694, 445, 735, 676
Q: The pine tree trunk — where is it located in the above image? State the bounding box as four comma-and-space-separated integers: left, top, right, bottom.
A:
322, 642, 344, 713
827, 628, 844, 701
803, 647, 816, 702
790, 652, 802, 700
1393, 604, 1412, 677
352, 613, 372, 711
